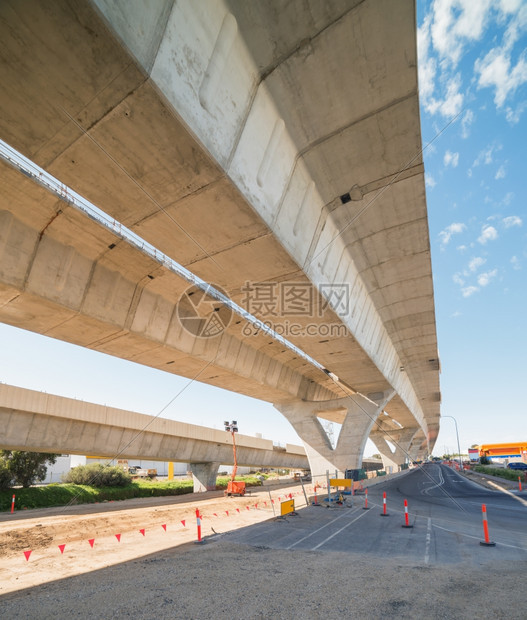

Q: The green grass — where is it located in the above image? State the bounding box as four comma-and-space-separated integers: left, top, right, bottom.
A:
0, 475, 264, 512
473, 465, 527, 482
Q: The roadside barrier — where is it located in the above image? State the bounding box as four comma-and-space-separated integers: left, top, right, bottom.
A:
479, 504, 496, 547
380, 491, 389, 517
401, 499, 413, 528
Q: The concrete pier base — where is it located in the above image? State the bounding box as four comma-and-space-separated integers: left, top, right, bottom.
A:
276, 390, 395, 479
190, 462, 221, 493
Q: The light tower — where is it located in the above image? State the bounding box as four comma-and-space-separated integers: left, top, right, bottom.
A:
224, 420, 246, 496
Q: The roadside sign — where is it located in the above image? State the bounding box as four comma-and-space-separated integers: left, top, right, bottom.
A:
330, 478, 352, 488
280, 499, 295, 516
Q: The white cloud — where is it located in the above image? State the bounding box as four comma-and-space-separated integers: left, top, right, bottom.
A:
417, 13, 437, 103
511, 255, 521, 270
477, 269, 498, 286
462, 285, 479, 297
476, 47, 527, 107
505, 100, 527, 124
425, 173, 437, 188
420, 1, 527, 123
495, 164, 506, 179
502, 192, 514, 206
499, 0, 523, 14
472, 144, 500, 168
468, 256, 486, 272
461, 109, 474, 137
444, 150, 459, 167
457, 244, 468, 252
431, 0, 492, 67
503, 215, 522, 227
474, 5, 527, 108
439, 222, 466, 245
453, 273, 465, 286
478, 225, 498, 244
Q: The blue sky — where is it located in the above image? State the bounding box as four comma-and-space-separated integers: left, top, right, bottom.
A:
1, 0, 526, 458
418, 0, 527, 454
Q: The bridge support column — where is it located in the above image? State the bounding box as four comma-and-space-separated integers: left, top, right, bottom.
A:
369, 428, 418, 473
275, 390, 395, 480
189, 462, 220, 493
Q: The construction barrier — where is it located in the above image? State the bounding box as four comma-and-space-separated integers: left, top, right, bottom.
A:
402, 499, 413, 528
195, 508, 203, 544
280, 498, 295, 517
479, 504, 496, 547
380, 491, 389, 516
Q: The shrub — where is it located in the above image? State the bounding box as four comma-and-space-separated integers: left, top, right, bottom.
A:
63, 463, 132, 487
473, 465, 525, 482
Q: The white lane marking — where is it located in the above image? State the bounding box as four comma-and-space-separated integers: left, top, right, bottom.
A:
311, 509, 370, 550
424, 517, 431, 564
486, 481, 527, 507
432, 523, 527, 551
285, 509, 352, 549
422, 467, 445, 495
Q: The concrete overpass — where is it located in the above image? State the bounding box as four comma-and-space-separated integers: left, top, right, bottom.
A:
0, 383, 309, 491
0, 0, 440, 476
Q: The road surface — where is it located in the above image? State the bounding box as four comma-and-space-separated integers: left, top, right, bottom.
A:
224, 464, 527, 565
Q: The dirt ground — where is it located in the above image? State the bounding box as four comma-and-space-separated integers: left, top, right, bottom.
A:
0, 474, 525, 619
0, 482, 304, 595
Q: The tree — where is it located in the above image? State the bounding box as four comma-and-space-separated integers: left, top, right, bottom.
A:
0, 451, 59, 488
0, 460, 14, 490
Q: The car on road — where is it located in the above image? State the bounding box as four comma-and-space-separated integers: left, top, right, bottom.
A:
506, 462, 527, 470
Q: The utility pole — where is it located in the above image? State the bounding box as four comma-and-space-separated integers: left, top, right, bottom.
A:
443, 415, 462, 472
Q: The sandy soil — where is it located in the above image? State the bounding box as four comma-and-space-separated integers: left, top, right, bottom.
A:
0, 482, 305, 595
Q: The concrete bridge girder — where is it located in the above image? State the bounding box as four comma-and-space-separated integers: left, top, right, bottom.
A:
369, 427, 420, 471
0, 0, 439, 439
0, 384, 309, 493
0, 0, 440, 468
0, 201, 340, 406
275, 389, 396, 478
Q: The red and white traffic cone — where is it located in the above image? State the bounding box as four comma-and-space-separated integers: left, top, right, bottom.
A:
380, 491, 389, 516
479, 504, 496, 547
195, 508, 205, 544
362, 488, 369, 510
519, 476, 522, 492
401, 499, 413, 528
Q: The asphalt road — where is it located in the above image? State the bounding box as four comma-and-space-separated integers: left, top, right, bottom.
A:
1, 467, 526, 619
223, 464, 527, 565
